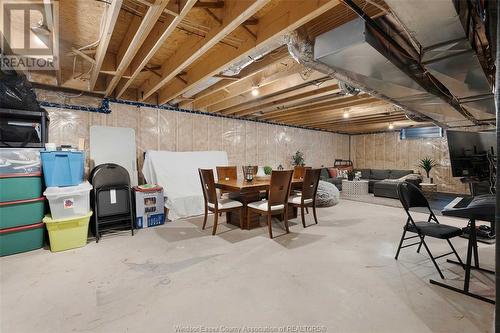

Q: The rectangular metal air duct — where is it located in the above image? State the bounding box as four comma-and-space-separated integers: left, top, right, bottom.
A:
314, 18, 471, 126
385, 0, 495, 120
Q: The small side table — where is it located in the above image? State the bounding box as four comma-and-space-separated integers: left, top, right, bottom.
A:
420, 183, 437, 199
342, 179, 369, 197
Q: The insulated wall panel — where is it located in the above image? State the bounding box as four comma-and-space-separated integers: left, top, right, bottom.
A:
45, 102, 349, 182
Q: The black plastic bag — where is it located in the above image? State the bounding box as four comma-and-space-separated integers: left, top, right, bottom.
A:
0, 69, 40, 111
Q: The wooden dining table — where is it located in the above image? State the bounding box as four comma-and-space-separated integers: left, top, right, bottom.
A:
215, 177, 303, 230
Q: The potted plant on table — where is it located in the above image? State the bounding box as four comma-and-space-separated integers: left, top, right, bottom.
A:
291, 151, 305, 167
418, 157, 438, 183
347, 170, 355, 181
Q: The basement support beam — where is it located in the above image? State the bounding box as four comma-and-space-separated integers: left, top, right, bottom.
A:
151, 0, 339, 104
115, 0, 198, 98
89, 0, 123, 90
141, 0, 272, 102
105, 0, 171, 96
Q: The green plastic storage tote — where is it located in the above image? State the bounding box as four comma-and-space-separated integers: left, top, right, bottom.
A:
0, 222, 44, 256
43, 211, 92, 252
0, 197, 45, 229
0, 173, 42, 202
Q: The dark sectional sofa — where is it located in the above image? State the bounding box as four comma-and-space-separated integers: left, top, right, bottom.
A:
320, 168, 421, 199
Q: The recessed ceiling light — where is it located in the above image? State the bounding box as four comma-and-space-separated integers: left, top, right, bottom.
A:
251, 87, 259, 96
343, 111, 349, 118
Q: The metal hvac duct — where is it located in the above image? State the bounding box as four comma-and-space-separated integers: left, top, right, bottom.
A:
385, 0, 495, 120
285, 28, 433, 124
313, 18, 472, 126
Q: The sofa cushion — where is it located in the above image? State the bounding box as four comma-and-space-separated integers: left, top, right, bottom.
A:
390, 169, 413, 179
371, 169, 390, 180
355, 169, 371, 179
328, 167, 338, 178
320, 168, 330, 180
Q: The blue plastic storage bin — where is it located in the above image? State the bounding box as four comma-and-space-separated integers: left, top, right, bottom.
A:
40, 151, 84, 187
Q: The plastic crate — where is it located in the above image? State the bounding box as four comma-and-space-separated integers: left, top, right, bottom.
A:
0, 222, 44, 256
40, 151, 84, 187
0, 148, 41, 174
44, 181, 92, 220
43, 211, 92, 252
0, 173, 42, 202
0, 197, 45, 229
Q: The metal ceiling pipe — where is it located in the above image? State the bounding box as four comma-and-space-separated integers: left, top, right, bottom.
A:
284, 28, 435, 125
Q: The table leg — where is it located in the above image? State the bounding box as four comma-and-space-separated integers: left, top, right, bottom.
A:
431, 219, 495, 304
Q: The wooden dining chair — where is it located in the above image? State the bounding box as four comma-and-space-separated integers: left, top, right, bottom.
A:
216, 166, 238, 182
292, 166, 311, 212
199, 168, 244, 235
293, 166, 311, 180
288, 168, 321, 227
242, 165, 267, 199
216, 166, 237, 200
247, 170, 294, 239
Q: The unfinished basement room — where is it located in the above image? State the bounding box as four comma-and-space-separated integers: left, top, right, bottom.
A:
0, 0, 499, 332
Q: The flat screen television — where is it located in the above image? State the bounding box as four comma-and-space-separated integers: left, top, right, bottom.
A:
447, 130, 496, 179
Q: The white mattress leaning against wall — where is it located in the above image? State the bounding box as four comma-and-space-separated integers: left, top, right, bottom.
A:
142, 151, 228, 220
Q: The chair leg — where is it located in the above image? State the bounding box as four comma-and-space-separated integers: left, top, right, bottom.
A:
247, 207, 252, 231
212, 211, 219, 235
202, 206, 208, 230
300, 205, 306, 228
419, 236, 445, 279
239, 208, 244, 229
447, 239, 465, 268
284, 208, 290, 234
267, 213, 273, 239
305, 207, 309, 214
394, 229, 407, 260
312, 204, 318, 224
417, 236, 424, 253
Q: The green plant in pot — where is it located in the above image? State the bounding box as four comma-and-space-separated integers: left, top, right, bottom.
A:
291, 151, 305, 167
418, 157, 438, 181
264, 166, 272, 175
347, 170, 355, 181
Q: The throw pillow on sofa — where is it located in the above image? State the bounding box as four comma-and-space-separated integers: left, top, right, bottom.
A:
328, 167, 338, 178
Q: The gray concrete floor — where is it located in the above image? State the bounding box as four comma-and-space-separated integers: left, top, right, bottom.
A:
0, 199, 494, 333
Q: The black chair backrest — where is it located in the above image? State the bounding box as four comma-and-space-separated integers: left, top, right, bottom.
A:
268, 170, 294, 208
89, 163, 130, 188
301, 168, 321, 201
397, 182, 430, 211
199, 168, 218, 208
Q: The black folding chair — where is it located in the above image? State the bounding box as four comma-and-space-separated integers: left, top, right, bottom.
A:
395, 182, 464, 279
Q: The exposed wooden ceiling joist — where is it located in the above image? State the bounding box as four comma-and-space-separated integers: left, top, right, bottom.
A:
180, 45, 289, 108
193, 1, 225, 9
237, 81, 340, 117
140, 0, 272, 101
262, 97, 381, 122
195, 58, 301, 110
217, 71, 332, 114
104, 0, 171, 96
154, 0, 340, 105
114, 0, 198, 98
89, 0, 123, 90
